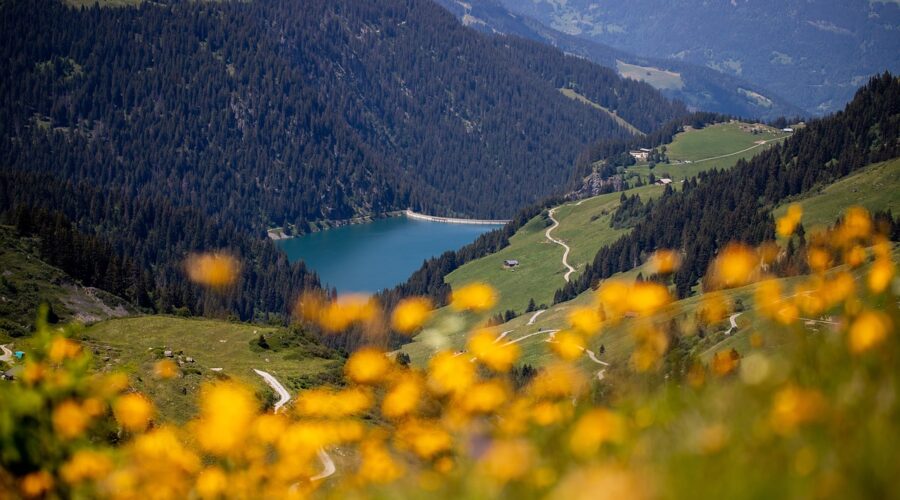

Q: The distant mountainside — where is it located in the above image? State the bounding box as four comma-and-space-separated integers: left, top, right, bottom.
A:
0, 0, 684, 225
434, 0, 805, 120
497, 0, 900, 115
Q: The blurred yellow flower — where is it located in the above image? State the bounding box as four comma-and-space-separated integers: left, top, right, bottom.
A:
550, 330, 586, 361
710, 243, 759, 288
61, 450, 113, 484
844, 245, 867, 268
770, 386, 826, 434
20, 470, 54, 498
467, 329, 519, 372
196, 382, 255, 456
807, 246, 831, 272
358, 439, 404, 484
252, 413, 288, 443
569, 409, 624, 457
114, 393, 154, 432
154, 359, 179, 379
345, 347, 391, 385
776, 204, 803, 238
450, 282, 497, 312
391, 297, 433, 334
48, 337, 82, 363
528, 362, 587, 399
567, 307, 603, 336
195, 466, 228, 500
549, 465, 649, 500
849, 310, 892, 354
427, 351, 475, 396
868, 258, 894, 294
458, 380, 508, 414
53, 400, 90, 440
295, 386, 373, 418
647, 249, 681, 274
597, 280, 630, 318
840, 206, 872, 241
480, 439, 533, 482
383, 377, 422, 419
711, 350, 740, 376
627, 282, 671, 315
185, 252, 239, 288
698, 291, 729, 325
395, 420, 453, 459
319, 294, 378, 332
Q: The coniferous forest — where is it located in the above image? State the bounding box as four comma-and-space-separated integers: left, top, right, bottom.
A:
0, 0, 687, 320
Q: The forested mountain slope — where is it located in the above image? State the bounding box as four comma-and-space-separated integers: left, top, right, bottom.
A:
499, 0, 900, 115
435, 0, 805, 120
0, 0, 684, 226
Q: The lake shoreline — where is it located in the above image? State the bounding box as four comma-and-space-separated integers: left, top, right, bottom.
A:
268, 209, 507, 240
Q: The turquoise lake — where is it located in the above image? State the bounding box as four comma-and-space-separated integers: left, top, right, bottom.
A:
277, 216, 501, 293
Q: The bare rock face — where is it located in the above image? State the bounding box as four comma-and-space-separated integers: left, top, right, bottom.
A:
571, 172, 624, 199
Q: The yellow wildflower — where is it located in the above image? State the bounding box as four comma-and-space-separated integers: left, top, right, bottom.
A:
770, 386, 826, 434
840, 206, 872, 240
711, 350, 740, 376
114, 393, 154, 432
467, 328, 519, 372
185, 252, 239, 287
776, 204, 803, 237
154, 359, 179, 379
383, 377, 422, 419
252, 413, 288, 443
597, 280, 630, 318
345, 347, 391, 385
450, 282, 497, 312
295, 386, 373, 418
481, 439, 533, 482
807, 246, 831, 273
697, 291, 729, 324
550, 330, 585, 361
849, 310, 892, 354
710, 243, 759, 288
549, 465, 649, 500
391, 297, 433, 334
627, 282, 671, 315
53, 400, 90, 440
358, 439, 404, 484
528, 362, 587, 399
395, 420, 453, 459
569, 409, 624, 457
20, 470, 54, 498
646, 249, 681, 274
318, 294, 378, 332
196, 382, 255, 456
458, 380, 508, 414
48, 336, 82, 363
61, 450, 113, 484
427, 351, 475, 396
868, 258, 894, 294
195, 467, 228, 500
567, 307, 603, 336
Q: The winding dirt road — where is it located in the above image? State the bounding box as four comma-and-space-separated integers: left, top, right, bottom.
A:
253, 369, 336, 481
0, 345, 13, 364
546, 207, 576, 282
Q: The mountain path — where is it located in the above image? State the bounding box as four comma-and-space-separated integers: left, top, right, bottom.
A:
253, 369, 336, 481
689, 137, 785, 164
546, 207, 576, 282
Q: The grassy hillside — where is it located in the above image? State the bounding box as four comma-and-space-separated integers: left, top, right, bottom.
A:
402, 156, 900, 370
443, 184, 664, 316
79, 316, 343, 422
626, 121, 789, 183
0, 226, 131, 342
772, 157, 900, 232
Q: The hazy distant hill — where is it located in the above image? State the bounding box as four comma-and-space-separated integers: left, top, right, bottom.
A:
435, 0, 805, 120
497, 0, 900, 115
